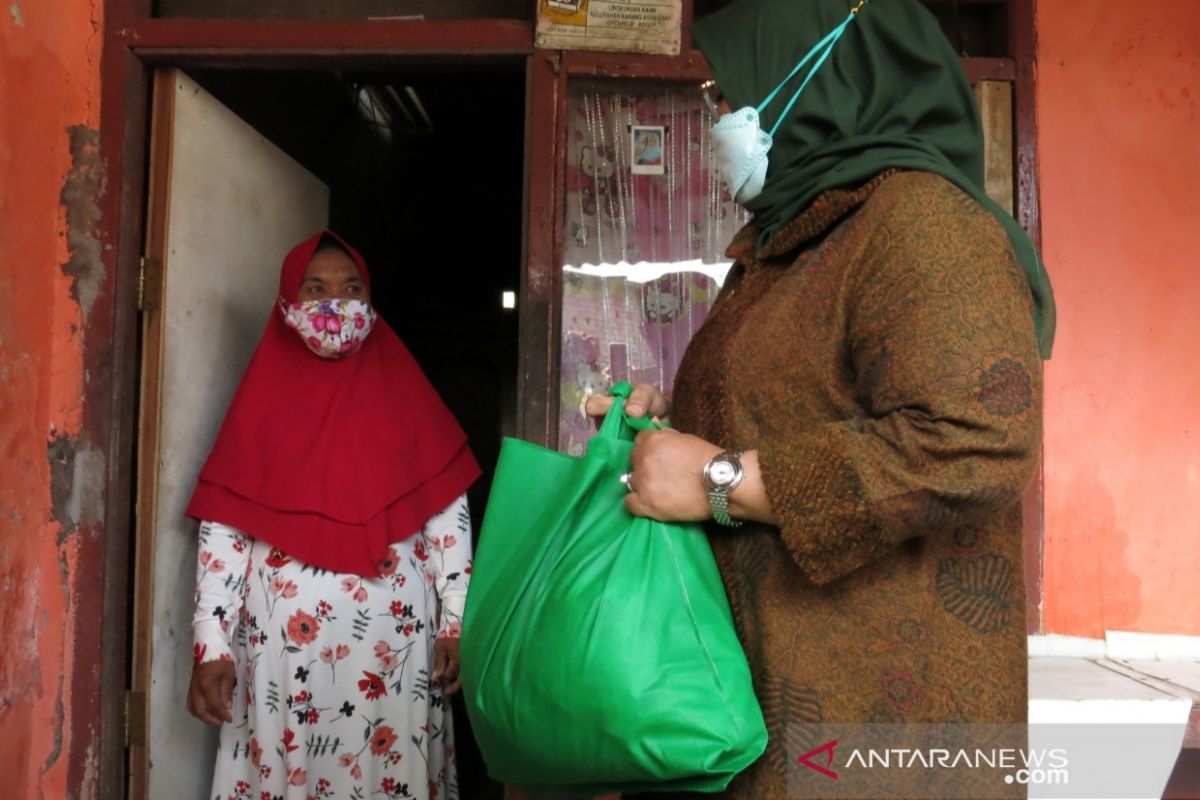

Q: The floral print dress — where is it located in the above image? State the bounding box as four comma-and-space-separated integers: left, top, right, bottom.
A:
193, 495, 472, 800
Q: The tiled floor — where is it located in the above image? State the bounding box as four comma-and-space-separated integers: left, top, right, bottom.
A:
1030, 657, 1200, 799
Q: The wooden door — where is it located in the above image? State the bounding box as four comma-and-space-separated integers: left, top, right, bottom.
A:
130, 68, 330, 800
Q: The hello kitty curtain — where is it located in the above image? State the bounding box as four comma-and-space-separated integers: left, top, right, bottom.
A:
558, 80, 750, 454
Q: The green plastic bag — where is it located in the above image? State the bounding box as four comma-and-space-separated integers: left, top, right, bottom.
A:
461, 382, 767, 795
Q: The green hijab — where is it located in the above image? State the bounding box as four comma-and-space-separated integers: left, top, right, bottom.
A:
692, 0, 1055, 358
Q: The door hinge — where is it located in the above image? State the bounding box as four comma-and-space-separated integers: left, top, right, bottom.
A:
125, 689, 148, 748
138, 256, 162, 313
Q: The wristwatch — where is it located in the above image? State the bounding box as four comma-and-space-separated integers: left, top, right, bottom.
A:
703, 450, 745, 527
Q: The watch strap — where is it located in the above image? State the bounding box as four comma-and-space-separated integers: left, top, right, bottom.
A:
708, 488, 743, 527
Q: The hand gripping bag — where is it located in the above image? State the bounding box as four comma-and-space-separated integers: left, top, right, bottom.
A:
460, 382, 767, 795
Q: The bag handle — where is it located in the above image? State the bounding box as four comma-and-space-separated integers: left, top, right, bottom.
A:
597, 381, 665, 441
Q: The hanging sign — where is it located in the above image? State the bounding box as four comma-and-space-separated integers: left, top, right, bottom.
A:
536, 0, 682, 56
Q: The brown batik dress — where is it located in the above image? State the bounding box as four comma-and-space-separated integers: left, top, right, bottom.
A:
658, 170, 1041, 800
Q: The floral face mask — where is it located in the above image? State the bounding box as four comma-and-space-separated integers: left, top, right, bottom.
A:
280, 298, 378, 360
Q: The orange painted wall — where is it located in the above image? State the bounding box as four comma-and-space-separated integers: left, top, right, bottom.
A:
0, 0, 103, 796
1038, 1, 1200, 637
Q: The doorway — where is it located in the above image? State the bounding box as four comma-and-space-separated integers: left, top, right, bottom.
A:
130, 64, 523, 800
189, 64, 524, 505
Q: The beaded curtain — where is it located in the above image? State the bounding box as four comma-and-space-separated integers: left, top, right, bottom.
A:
559, 82, 750, 454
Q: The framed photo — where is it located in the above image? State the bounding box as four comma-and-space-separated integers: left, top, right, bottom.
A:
631, 125, 666, 175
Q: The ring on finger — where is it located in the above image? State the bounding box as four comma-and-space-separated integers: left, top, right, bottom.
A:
619, 471, 635, 493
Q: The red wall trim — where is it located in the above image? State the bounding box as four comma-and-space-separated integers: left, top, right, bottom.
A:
1011, 0, 1044, 635
1011, 0, 1041, 247
116, 17, 532, 53
519, 53, 566, 448
963, 56, 1016, 83
92, 28, 150, 800
562, 50, 1014, 86
563, 48, 711, 81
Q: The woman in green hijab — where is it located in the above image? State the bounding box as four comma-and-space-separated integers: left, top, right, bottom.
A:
695, 0, 1052, 350
590, 0, 1053, 796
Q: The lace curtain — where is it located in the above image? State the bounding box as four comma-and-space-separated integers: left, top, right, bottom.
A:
559, 80, 750, 454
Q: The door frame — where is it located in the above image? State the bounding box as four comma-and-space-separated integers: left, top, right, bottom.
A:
96, 12, 537, 800
130, 64, 350, 798
88, 2, 1042, 797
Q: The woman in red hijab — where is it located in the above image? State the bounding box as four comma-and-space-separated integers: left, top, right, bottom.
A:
185, 231, 480, 800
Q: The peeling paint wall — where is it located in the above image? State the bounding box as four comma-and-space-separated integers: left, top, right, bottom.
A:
1038, 1, 1200, 637
0, 0, 104, 796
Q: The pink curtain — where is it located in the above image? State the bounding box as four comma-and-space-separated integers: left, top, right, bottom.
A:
559, 81, 749, 454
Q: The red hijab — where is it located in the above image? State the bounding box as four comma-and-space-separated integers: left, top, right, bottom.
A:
187, 231, 480, 576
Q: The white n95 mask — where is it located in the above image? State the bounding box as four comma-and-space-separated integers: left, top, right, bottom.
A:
710, 3, 867, 205
712, 107, 773, 205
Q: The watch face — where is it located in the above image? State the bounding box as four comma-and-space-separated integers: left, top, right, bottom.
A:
710, 460, 736, 486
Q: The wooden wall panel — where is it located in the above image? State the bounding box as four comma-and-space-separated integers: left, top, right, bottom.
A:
974, 79, 1014, 215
